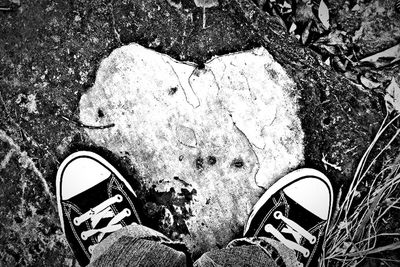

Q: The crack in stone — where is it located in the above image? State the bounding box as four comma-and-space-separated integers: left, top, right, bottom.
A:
243, 74, 257, 102
165, 59, 200, 108
178, 140, 198, 149
251, 142, 266, 151
230, 118, 262, 188
207, 66, 266, 189
210, 73, 263, 189
205, 66, 264, 188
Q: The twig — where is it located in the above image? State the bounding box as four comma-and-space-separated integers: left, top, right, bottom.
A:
0, 1, 20, 12
202, 6, 206, 29
61, 115, 115, 129
109, 2, 122, 46
322, 153, 342, 171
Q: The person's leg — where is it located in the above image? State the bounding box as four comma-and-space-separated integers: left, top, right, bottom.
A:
194, 239, 285, 267
56, 151, 190, 267
88, 223, 189, 267
194, 168, 334, 267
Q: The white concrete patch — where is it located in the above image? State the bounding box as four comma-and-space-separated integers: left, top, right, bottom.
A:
79, 43, 304, 254
0, 130, 51, 197
16, 93, 39, 114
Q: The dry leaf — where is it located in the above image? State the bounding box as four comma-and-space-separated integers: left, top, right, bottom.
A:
353, 26, 364, 41
332, 56, 346, 72
289, 22, 297, 34
351, 4, 360, 11
360, 76, 381, 89
316, 30, 347, 48
166, 0, 182, 9
294, 0, 315, 23
384, 78, 400, 114
344, 71, 358, 83
360, 44, 400, 68
282, 2, 291, 9
301, 21, 312, 45
324, 57, 331, 66
318, 0, 330, 29
257, 0, 268, 6
312, 43, 338, 55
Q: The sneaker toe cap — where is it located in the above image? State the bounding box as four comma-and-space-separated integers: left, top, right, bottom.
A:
283, 177, 333, 220
58, 153, 111, 200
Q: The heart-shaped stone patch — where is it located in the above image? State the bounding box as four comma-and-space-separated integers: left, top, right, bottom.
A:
79, 43, 304, 256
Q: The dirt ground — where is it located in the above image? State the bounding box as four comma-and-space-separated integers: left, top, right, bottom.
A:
1, 0, 400, 266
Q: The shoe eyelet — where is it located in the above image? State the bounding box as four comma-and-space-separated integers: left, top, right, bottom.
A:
81, 232, 88, 240
116, 194, 123, 202
88, 245, 95, 254
264, 224, 273, 233
310, 235, 316, 244
73, 218, 80, 226
273, 211, 282, 219
303, 249, 310, 258
125, 208, 131, 216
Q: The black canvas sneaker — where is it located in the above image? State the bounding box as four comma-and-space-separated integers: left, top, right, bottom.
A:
244, 168, 333, 267
56, 151, 142, 266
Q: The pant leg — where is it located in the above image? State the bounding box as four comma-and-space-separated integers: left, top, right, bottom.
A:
88, 223, 190, 267
88, 224, 298, 267
194, 237, 299, 267
194, 245, 278, 267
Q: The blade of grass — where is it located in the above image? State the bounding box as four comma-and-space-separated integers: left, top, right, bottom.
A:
341, 242, 400, 258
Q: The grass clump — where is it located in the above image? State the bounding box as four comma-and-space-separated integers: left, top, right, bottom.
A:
324, 113, 400, 266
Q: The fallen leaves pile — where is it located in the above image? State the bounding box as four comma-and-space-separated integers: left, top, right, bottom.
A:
254, 0, 400, 99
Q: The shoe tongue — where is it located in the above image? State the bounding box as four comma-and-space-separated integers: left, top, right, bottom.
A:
279, 191, 322, 234
92, 210, 116, 236
65, 178, 112, 218
283, 178, 330, 220
62, 157, 111, 200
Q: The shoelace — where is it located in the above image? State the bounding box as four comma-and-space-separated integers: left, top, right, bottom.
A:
265, 211, 316, 259
73, 194, 131, 254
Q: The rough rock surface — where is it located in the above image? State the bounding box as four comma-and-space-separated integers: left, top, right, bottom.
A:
79, 43, 304, 255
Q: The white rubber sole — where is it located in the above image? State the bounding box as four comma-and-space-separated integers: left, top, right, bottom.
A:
244, 168, 334, 235
56, 151, 137, 234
